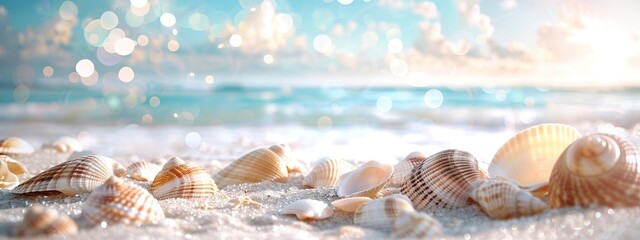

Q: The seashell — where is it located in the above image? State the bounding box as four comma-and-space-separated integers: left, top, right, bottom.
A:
0, 155, 28, 189
391, 211, 443, 239
303, 158, 356, 188
14, 204, 78, 237
150, 156, 220, 200
400, 149, 486, 212
127, 160, 163, 182
470, 178, 548, 219
80, 176, 165, 226
336, 160, 394, 198
390, 151, 427, 187
353, 195, 415, 231
49, 136, 83, 153
269, 144, 302, 173
213, 145, 293, 188
12, 155, 127, 195
331, 197, 371, 213
0, 137, 34, 155
280, 199, 334, 221
489, 123, 581, 187
549, 133, 640, 208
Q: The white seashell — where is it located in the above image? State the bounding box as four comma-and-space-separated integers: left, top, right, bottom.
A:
150, 156, 220, 200
80, 176, 165, 226
303, 158, 356, 188
0, 155, 28, 190
12, 155, 127, 195
127, 160, 163, 182
280, 199, 334, 221
0, 137, 34, 155
49, 136, 83, 153
14, 204, 78, 237
391, 211, 443, 239
331, 197, 371, 213
336, 160, 394, 198
471, 178, 548, 219
353, 195, 415, 231
390, 151, 427, 187
549, 133, 640, 208
213, 145, 293, 188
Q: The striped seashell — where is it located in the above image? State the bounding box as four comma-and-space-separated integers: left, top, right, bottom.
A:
80, 176, 165, 226
12, 155, 127, 195
470, 178, 548, 219
213, 145, 293, 188
400, 149, 486, 212
0, 137, 34, 155
390, 151, 427, 187
331, 197, 371, 213
549, 133, 640, 208
150, 156, 220, 200
14, 204, 78, 237
489, 123, 581, 187
353, 194, 415, 231
269, 144, 302, 173
280, 199, 334, 221
391, 211, 443, 239
0, 155, 28, 190
337, 160, 394, 198
303, 158, 356, 188
127, 160, 163, 182
49, 136, 83, 153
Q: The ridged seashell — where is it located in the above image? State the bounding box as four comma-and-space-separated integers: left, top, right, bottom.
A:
127, 161, 163, 182
400, 149, 486, 212
0, 155, 28, 189
280, 199, 334, 221
49, 136, 83, 153
14, 204, 78, 237
489, 123, 581, 187
549, 133, 640, 208
331, 197, 372, 213
391, 212, 443, 239
269, 144, 302, 173
12, 155, 127, 195
150, 156, 219, 200
337, 160, 394, 198
303, 158, 356, 188
80, 176, 165, 226
470, 178, 548, 219
0, 137, 34, 155
213, 145, 293, 188
390, 151, 427, 187
353, 195, 415, 231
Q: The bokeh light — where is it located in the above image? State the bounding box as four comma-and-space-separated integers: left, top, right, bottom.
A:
118, 67, 135, 83
317, 116, 333, 131
58, 1, 77, 21
263, 54, 274, 64
424, 89, 444, 109
229, 34, 242, 47
130, 0, 147, 8
75, 59, 95, 78
167, 40, 180, 52
42, 66, 54, 77
137, 35, 149, 46
313, 34, 333, 54
142, 114, 153, 124
100, 11, 119, 30
185, 132, 202, 148
115, 38, 137, 56
387, 39, 403, 53
81, 71, 99, 86
273, 13, 293, 33
149, 96, 160, 107
205, 75, 215, 84
160, 13, 176, 27
376, 96, 393, 112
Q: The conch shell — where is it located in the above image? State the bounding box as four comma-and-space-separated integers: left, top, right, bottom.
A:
391, 211, 443, 239
353, 194, 415, 231
336, 160, 394, 198
471, 178, 548, 219
279, 199, 334, 221
150, 156, 221, 200
390, 151, 427, 187
0, 137, 34, 155
0, 155, 28, 190
303, 158, 355, 188
213, 144, 296, 188
14, 204, 78, 237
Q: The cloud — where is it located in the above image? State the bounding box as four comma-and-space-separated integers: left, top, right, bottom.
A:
500, 0, 517, 10
457, 1, 494, 41
414, 2, 438, 19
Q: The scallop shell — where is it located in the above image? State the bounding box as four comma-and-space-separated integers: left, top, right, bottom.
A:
280, 199, 334, 221
12, 155, 126, 195
400, 149, 486, 212
127, 160, 163, 182
150, 156, 220, 200
0, 137, 34, 155
49, 136, 83, 153
336, 160, 394, 198
549, 133, 640, 208
331, 197, 372, 213
14, 204, 78, 237
303, 158, 356, 188
471, 178, 548, 219
390, 151, 427, 187
0, 155, 28, 190
269, 144, 302, 173
391, 211, 443, 239
80, 176, 165, 226
213, 145, 293, 188
489, 123, 581, 187
353, 195, 415, 231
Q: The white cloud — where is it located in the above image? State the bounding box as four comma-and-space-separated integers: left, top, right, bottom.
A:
500, 0, 517, 10
414, 2, 439, 19
458, 1, 495, 41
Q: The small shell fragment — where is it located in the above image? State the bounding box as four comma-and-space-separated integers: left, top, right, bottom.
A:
0, 137, 34, 155
150, 156, 220, 200
392, 211, 443, 239
337, 160, 394, 198
471, 178, 548, 219
331, 197, 371, 213
353, 195, 415, 231
280, 199, 334, 221
14, 204, 78, 237
303, 158, 355, 188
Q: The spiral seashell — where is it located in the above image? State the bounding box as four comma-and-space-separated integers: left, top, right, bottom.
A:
213, 145, 293, 188
549, 133, 640, 208
391, 211, 443, 239
80, 176, 165, 226
303, 158, 356, 188
14, 204, 78, 237
127, 160, 163, 182
489, 123, 581, 187
47, 136, 83, 153
390, 151, 427, 187
12, 155, 126, 195
279, 199, 334, 221
0, 155, 28, 189
331, 197, 371, 213
353, 194, 415, 231
336, 160, 394, 198
0, 137, 34, 155
470, 178, 548, 219
400, 149, 486, 212
150, 156, 220, 200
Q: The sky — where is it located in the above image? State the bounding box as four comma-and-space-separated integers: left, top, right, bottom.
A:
1, 0, 640, 90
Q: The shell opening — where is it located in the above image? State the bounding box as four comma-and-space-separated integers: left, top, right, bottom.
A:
338, 166, 391, 196
566, 135, 620, 176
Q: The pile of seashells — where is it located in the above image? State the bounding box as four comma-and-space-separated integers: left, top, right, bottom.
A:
0, 122, 638, 238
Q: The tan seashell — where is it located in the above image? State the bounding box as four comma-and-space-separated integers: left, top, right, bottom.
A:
336, 160, 394, 198
489, 123, 581, 187
331, 197, 372, 213
14, 204, 78, 237
127, 160, 163, 182
280, 199, 334, 221
80, 176, 165, 226
0, 155, 28, 189
150, 156, 220, 200
49, 136, 84, 153
303, 158, 356, 188
353, 195, 415, 231
391, 211, 443, 239
390, 151, 427, 187
213, 145, 293, 188
12, 155, 126, 195
549, 133, 640, 208
471, 178, 548, 219
269, 144, 302, 173
400, 149, 486, 212
0, 137, 34, 155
